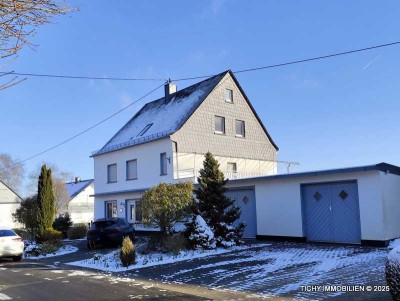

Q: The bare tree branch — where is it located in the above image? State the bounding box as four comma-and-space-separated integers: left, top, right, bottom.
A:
0, 1, 74, 89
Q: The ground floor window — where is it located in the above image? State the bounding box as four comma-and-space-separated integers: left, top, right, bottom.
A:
105, 201, 117, 218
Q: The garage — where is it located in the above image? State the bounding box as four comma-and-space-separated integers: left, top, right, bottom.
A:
225, 188, 256, 238
302, 181, 361, 244
226, 163, 400, 246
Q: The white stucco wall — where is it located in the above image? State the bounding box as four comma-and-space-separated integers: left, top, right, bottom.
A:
228, 170, 391, 241
379, 172, 400, 240
94, 191, 143, 221
68, 183, 95, 225
0, 181, 22, 229
93, 138, 174, 195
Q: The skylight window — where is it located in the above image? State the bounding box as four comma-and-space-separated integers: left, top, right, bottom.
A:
137, 123, 153, 137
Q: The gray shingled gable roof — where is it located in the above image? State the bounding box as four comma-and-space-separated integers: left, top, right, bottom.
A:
93, 70, 278, 156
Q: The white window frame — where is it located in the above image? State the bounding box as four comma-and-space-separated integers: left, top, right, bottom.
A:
107, 163, 117, 183
160, 153, 168, 176
126, 159, 138, 180
235, 119, 245, 137
226, 89, 233, 103
227, 162, 237, 173
128, 199, 142, 223
214, 116, 225, 134
105, 201, 117, 218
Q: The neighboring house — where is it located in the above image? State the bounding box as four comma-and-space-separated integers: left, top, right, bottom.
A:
65, 178, 94, 225
92, 70, 278, 228
0, 180, 22, 229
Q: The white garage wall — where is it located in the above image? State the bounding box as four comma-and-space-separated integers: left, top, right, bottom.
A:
379, 172, 400, 240
228, 170, 388, 241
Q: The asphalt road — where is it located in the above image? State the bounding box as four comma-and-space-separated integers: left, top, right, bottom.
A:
0, 259, 207, 301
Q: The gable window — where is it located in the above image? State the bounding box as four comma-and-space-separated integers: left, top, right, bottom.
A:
137, 123, 153, 137
105, 201, 117, 218
235, 120, 245, 137
160, 153, 168, 175
214, 116, 225, 134
227, 162, 237, 173
107, 164, 117, 183
226, 89, 233, 103
126, 159, 138, 180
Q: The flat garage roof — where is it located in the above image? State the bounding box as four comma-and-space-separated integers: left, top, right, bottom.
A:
229, 162, 400, 185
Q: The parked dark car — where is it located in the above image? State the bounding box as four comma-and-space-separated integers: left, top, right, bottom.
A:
87, 218, 135, 250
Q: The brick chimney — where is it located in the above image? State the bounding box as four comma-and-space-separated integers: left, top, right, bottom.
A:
164, 79, 177, 103
74, 177, 81, 184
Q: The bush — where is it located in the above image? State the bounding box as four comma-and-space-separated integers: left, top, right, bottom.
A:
120, 236, 136, 267
42, 228, 63, 243
52, 213, 73, 238
387, 247, 400, 301
67, 225, 87, 240
185, 215, 216, 250
141, 182, 194, 234
163, 234, 188, 254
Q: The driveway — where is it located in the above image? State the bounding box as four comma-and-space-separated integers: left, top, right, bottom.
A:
20, 240, 393, 300
127, 242, 391, 301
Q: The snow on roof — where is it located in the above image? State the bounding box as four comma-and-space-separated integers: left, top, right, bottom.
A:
65, 179, 94, 199
93, 71, 228, 156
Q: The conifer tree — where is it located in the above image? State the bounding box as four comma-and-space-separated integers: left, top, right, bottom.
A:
194, 152, 244, 247
36, 164, 55, 241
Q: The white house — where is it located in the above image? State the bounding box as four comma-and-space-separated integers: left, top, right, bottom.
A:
0, 180, 22, 229
65, 178, 94, 225
91, 70, 400, 245
92, 70, 278, 230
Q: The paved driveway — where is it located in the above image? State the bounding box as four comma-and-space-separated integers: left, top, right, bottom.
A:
22, 240, 392, 300
126, 242, 391, 301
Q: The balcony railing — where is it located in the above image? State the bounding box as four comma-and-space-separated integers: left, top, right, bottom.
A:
174, 168, 271, 182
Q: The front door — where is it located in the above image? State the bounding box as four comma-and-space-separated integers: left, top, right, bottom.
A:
126, 199, 142, 224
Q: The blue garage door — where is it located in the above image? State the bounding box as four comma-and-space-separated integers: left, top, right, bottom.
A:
225, 189, 256, 238
302, 181, 361, 244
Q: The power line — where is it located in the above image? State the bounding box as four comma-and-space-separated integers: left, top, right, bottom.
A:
1, 41, 398, 83
1, 82, 165, 171
0, 71, 166, 82
3, 40, 400, 169
172, 41, 400, 81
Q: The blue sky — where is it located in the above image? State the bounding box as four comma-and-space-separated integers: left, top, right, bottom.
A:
1, 1, 400, 196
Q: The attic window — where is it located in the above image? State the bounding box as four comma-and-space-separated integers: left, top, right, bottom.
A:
226, 89, 233, 103
137, 123, 153, 137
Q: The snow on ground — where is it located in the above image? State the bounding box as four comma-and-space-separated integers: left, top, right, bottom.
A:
153, 244, 388, 300
24, 244, 78, 260
66, 244, 268, 272
388, 238, 400, 250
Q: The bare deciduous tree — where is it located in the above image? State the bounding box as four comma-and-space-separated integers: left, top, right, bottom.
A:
28, 162, 72, 216
0, 153, 24, 192
0, 0, 73, 89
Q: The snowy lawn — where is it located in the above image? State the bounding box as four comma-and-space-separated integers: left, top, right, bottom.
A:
66, 243, 268, 272
24, 242, 78, 260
